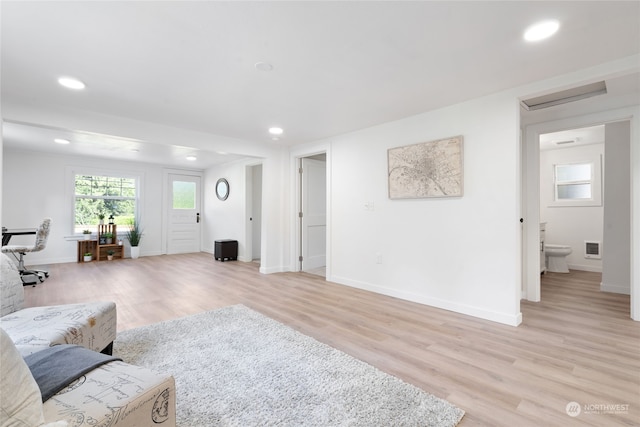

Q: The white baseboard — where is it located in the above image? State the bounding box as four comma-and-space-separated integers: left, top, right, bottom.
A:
329, 274, 522, 327
568, 263, 602, 273
260, 265, 288, 274
600, 282, 630, 295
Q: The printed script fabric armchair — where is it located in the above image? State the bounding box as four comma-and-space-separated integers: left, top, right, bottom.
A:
0, 253, 117, 357
1, 328, 177, 427
1, 217, 52, 284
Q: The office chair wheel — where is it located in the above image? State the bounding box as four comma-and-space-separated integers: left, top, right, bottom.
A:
44, 272, 49, 278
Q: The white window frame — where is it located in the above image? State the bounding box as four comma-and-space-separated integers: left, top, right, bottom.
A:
67, 166, 143, 234
550, 157, 602, 207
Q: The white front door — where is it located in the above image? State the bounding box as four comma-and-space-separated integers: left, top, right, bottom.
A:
167, 174, 201, 254
301, 157, 326, 271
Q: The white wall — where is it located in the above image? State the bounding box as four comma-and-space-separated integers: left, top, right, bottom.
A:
540, 143, 604, 272
2, 149, 169, 264
602, 121, 631, 294
204, 149, 289, 273
203, 160, 251, 259
312, 92, 522, 326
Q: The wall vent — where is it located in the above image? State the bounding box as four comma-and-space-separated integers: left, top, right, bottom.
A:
584, 241, 601, 259
521, 81, 607, 111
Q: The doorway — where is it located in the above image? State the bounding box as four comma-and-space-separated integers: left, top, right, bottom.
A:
524, 119, 632, 306
538, 125, 605, 276
299, 154, 327, 275
166, 172, 202, 254
245, 164, 263, 264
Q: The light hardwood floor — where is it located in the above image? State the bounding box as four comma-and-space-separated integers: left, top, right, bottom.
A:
25, 253, 639, 426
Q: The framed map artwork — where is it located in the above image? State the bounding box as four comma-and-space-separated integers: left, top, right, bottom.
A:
388, 135, 463, 199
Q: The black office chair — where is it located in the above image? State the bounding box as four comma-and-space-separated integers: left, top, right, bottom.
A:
1, 218, 51, 285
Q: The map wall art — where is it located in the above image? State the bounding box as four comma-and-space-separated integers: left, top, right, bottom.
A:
388, 135, 463, 199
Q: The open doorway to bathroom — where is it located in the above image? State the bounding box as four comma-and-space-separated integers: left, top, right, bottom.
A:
536, 121, 631, 301
539, 125, 605, 276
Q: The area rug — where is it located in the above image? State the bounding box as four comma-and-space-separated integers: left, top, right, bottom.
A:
114, 305, 465, 426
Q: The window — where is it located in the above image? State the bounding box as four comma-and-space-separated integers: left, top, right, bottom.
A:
555, 163, 592, 200
74, 174, 138, 232
172, 181, 196, 209
551, 160, 601, 207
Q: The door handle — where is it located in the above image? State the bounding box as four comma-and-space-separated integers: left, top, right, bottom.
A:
196, 213, 200, 223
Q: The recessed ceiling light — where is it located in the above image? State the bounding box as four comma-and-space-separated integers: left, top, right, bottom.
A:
524, 20, 560, 42
186, 155, 197, 161
54, 138, 70, 145
255, 62, 274, 72
268, 127, 283, 135
58, 76, 86, 90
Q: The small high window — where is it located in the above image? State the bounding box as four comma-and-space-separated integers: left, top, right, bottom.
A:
551, 160, 602, 207
555, 163, 592, 200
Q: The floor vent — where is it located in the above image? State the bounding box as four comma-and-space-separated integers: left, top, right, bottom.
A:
585, 241, 601, 259
521, 81, 607, 111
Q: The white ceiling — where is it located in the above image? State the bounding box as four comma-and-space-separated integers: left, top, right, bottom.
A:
2, 1, 639, 168
539, 124, 605, 151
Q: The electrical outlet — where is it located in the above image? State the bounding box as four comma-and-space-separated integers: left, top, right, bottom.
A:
375, 253, 382, 264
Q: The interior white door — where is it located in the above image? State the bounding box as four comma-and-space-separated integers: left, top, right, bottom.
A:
301, 157, 326, 271
167, 174, 201, 254
251, 165, 263, 261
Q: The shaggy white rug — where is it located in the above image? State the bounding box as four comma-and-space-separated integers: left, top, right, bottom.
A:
114, 305, 465, 426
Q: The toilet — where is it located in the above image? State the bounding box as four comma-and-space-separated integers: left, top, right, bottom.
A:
545, 244, 572, 273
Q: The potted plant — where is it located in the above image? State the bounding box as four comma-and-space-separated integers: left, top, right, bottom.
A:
125, 218, 143, 259
98, 214, 105, 225
83, 252, 92, 262
82, 229, 92, 240
107, 249, 115, 261
103, 232, 113, 244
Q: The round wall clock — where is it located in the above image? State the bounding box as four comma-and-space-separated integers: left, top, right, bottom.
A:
215, 178, 229, 201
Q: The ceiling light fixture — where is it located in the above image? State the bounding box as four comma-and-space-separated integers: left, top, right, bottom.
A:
268, 127, 283, 135
524, 20, 559, 42
58, 76, 86, 90
255, 62, 274, 72
54, 138, 70, 145
186, 155, 197, 161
